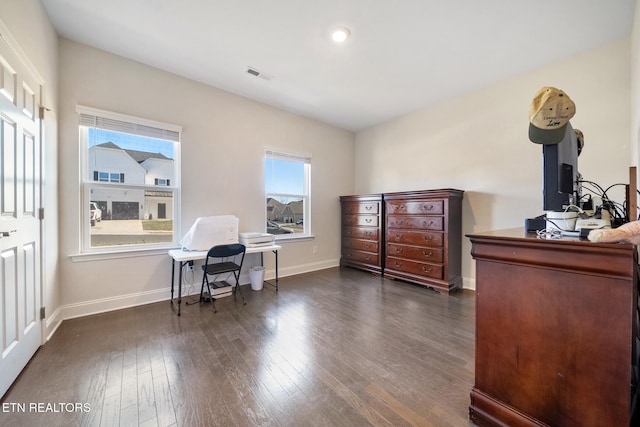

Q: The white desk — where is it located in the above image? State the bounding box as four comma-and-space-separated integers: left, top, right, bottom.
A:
168, 244, 281, 315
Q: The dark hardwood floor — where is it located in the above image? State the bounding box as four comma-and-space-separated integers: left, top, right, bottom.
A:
0, 267, 476, 427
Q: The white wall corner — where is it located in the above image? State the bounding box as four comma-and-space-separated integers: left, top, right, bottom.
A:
44, 305, 64, 342
462, 276, 476, 291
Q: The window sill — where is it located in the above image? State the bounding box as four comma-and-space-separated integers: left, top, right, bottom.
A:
70, 246, 176, 262
70, 235, 314, 262
274, 234, 315, 243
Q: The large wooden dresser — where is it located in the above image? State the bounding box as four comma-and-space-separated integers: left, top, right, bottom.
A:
467, 228, 638, 427
340, 189, 463, 295
384, 189, 463, 295
339, 194, 383, 275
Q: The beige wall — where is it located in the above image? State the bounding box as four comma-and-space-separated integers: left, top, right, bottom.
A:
355, 38, 632, 289
0, 0, 60, 338
632, 3, 640, 170
57, 39, 355, 316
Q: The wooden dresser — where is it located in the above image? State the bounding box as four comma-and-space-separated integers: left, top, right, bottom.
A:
467, 228, 638, 427
384, 189, 464, 295
340, 194, 383, 275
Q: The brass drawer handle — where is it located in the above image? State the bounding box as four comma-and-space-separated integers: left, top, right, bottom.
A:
423, 235, 433, 242
395, 247, 403, 253
394, 261, 403, 268
422, 220, 434, 227
423, 250, 432, 257
422, 204, 434, 211
422, 266, 433, 273
365, 218, 373, 223
365, 205, 373, 211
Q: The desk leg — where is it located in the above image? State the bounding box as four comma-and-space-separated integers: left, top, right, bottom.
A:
260, 251, 279, 292
177, 261, 183, 315
274, 249, 279, 292
170, 259, 184, 316
170, 258, 176, 302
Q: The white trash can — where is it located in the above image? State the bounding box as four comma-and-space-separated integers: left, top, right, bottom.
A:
249, 266, 265, 291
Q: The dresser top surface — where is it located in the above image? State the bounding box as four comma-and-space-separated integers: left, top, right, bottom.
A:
467, 227, 635, 249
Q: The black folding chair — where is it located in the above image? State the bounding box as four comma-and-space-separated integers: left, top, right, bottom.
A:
199, 243, 246, 312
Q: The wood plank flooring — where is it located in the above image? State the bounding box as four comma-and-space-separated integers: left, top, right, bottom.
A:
0, 267, 476, 427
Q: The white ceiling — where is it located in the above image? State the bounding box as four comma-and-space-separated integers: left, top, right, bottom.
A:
42, 0, 636, 132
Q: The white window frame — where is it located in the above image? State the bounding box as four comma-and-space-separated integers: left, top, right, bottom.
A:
265, 149, 311, 240
75, 105, 182, 259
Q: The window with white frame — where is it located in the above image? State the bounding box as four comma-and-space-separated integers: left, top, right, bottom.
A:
78, 105, 181, 252
265, 150, 311, 239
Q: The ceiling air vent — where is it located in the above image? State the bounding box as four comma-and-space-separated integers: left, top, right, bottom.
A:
246, 66, 273, 81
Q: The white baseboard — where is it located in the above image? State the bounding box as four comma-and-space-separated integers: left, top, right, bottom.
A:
58, 259, 469, 323
263, 258, 340, 279
60, 287, 171, 321
59, 258, 341, 321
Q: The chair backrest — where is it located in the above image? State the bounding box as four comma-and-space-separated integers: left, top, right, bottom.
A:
207, 243, 245, 259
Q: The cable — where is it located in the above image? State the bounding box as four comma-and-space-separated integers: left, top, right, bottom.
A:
578, 179, 628, 226
183, 263, 202, 305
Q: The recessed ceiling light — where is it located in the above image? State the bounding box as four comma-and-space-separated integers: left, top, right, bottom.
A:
331, 28, 350, 43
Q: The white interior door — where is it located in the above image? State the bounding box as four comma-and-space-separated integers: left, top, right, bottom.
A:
0, 32, 42, 398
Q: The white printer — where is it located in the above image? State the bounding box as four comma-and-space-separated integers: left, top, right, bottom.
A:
239, 232, 275, 247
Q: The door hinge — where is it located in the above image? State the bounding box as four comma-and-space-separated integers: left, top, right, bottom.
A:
39, 106, 50, 120
39, 207, 45, 220
40, 307, 45, 319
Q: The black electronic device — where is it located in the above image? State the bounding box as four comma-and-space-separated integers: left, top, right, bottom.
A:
542, 122, 581, 212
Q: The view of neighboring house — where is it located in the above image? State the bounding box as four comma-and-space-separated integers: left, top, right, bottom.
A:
267, 198, 303, 224
88, 142, 174, 220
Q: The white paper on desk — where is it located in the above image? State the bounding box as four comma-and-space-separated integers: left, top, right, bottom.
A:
180, 215, 239, 250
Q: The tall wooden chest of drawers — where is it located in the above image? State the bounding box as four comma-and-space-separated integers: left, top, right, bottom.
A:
340, 194, 383, 275
384, 189, 463, 295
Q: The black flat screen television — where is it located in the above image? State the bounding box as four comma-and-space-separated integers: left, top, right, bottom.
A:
542, 122, 580, 212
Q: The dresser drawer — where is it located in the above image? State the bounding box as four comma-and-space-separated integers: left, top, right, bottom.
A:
387, 243, 443, 263
386, 257, 443, 279
342, 249, 379, 265
343, 238, 379, 253
386, 200, 444, 215
386, 229, 444, 247
387, 215, 443, 231
343, 226, 379, 240
343, 214, 379, 227
342, 202, 380, 215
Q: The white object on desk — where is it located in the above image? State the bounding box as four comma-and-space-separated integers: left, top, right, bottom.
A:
180, 215, 239, 250
239, 232, 275, 247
